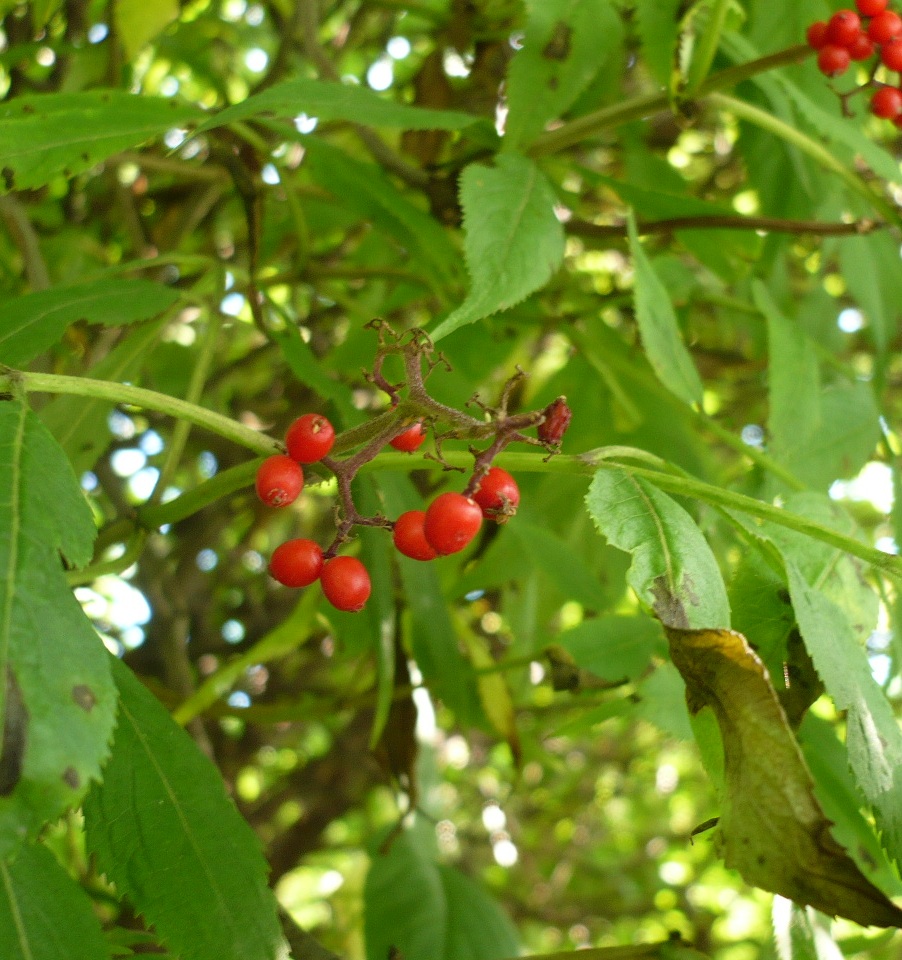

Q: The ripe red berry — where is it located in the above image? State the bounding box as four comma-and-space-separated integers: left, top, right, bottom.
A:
471, 467, 521, 522
392, 510, 439, 561
320, 556, 371, 611
389, 422, 427, 453
268, 538, 323, 587
538, 397, 573, 446
255, 455, 304, 507
857, 0, 888, 16
868, 9, 902, 42
848, 30, 876, 59
871, 84, 902, 117
817, 45, 851, 76
806, 21, 829, 49
286, 413, 335, 464
881, 35, 902, 69
423, 492, 483, 556
827, 10, 862, 46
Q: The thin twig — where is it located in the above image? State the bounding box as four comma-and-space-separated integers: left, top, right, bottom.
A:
568, 214, 884, 239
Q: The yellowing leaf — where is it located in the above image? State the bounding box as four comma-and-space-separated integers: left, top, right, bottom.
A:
666, 625, 902, 928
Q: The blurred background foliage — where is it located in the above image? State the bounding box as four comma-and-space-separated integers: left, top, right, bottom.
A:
5, 0, 902, 956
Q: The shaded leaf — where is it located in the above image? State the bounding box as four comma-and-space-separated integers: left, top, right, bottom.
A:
627, 212, 703, 406
771, 898, 844, 960
199, 78, 479, 133
666, 625, 902, 927
509, 520, 604, 609
116, 0, 179, 59
0, 842, 108, 960
83, 657, 288, 960
585, 468, 730, 629
431, 154, 565, 340
0, 91, 201, 193
0, 280, 179, 367
505, 0, 622, 150
0, 401, 116, 857
365, 820, 519, 960
557, 615, 666, 682
635, 0, 684, 86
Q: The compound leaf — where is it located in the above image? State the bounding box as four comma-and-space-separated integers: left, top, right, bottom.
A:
83, 657, 288, 960
0, 842, 108, 960
586, 468, 729, 629
505, 0, 622, 150
0, 400, 115, 858
431, 154, 565, 340
0, 280, 179, 367
0, 91, 201, 193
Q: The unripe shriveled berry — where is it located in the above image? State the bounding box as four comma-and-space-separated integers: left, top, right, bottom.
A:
538, 397, 573, 446
268, 538, 323, 587
472, 467, 520, 522
826, 10, 862, 46
393, 510, 438, 561
817, 44, 851, 76
286, 413, 336, 463
807, 20, 829, 49
423, 493, 482, 556
320, 556, 372, 611
868, 9, 902, 42
871, 85, 902, 117
255, 455, 304, 507
390, 422, 427, 452
857, 0, 888, 16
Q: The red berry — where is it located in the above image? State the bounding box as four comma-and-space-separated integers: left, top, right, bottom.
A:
868, 9, 902, 42
389, 422, 427, 453
857, 0, 888, 16
255, 455, 304, 507
882, 35, 902, 69
817, 45, 851, 76
807, 21, 829, 49
320, 556, 371, 611
286, 413, 335, 464
848, 30, 876, 59
871, 85, 902, 116
827, 10, 862, 46
423, 492, 483, 556
538, 396, 573, 446
268, 538, 323, 587
392, 510, 439, 561
471, 467, 521, 522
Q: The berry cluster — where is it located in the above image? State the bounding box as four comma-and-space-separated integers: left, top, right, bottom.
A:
253, 323, 572, 613
807, 1, 902, 120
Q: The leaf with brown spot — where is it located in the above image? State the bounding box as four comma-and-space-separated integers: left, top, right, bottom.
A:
666, 625, 902, 928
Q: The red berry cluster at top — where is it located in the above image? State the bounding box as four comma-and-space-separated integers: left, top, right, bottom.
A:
252, 322, 572, 614
807, 1, 902, 121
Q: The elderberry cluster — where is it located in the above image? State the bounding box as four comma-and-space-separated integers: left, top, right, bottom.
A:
253, 323, 572, 613
807, 1, 902, 120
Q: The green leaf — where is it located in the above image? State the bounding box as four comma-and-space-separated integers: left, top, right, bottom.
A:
83, 657, 288, 960
509, 520, 604, 609
785, 563, 902, 868
586, 467, 730, 629
302, 138, 461, 290
635, 0, 684, 86
40, 319, 165, 476
198, 78, 480, 134
839, 230, 902, 356
627, 212, 703, 406
0, 401, 116, 857
771, 899, 844, 960
0, 91, 202, 193
116, 0, 179, 59
431, 154, 565, 340
365, 820, 518, 960
0, 280, 180, 367
504, 0, 623, 150
0, 842, 109, 960
558, 615, 666, 682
